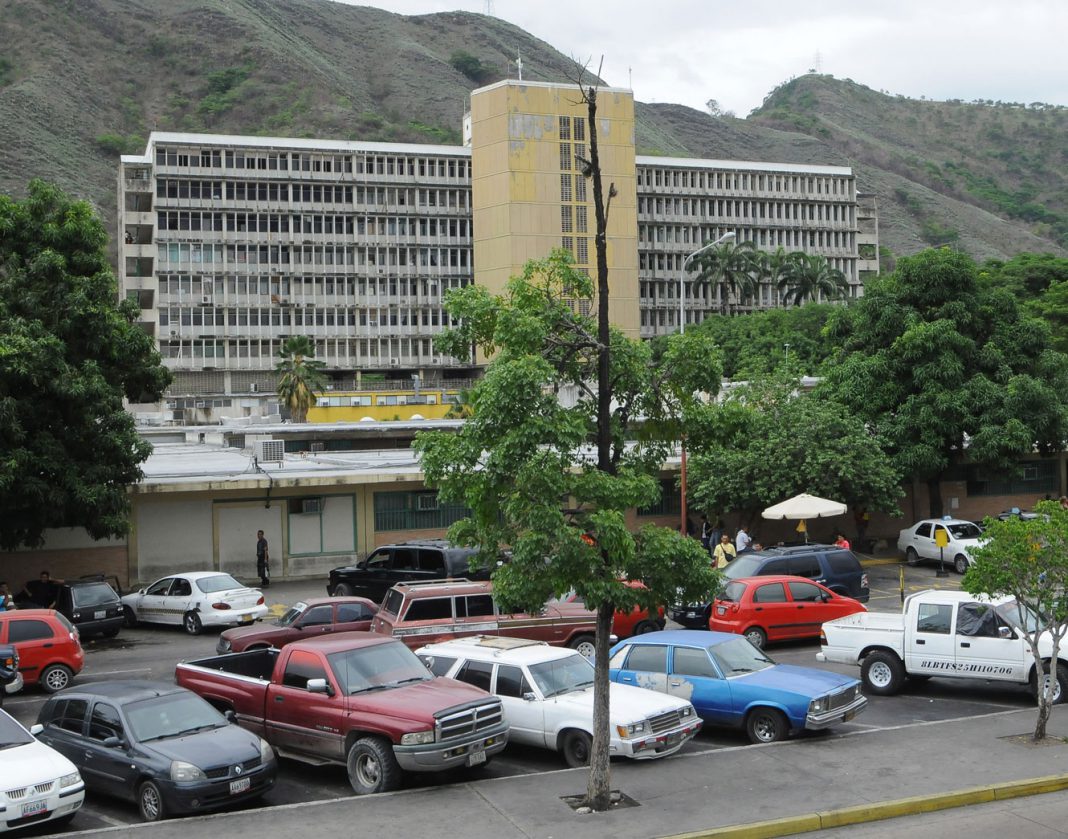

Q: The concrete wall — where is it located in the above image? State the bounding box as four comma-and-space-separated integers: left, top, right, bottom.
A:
135, 498, 214, 583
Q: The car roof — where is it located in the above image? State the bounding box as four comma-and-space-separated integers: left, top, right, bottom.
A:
391, 580, 492, 597
158, 571, 239, 581
0, 609, 60, 621
51, 680, 186, 703
285, 630, 397, 652
417, 636, 575, 664
722, 575, 830, 587
299, 596, 376, 608
615, 629, 740, 648
911, 518, 975, 526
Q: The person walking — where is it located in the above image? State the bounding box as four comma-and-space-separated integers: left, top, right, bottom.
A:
713, 534, 736, 569
735, 525, 752, 554
256, 530, 271, 588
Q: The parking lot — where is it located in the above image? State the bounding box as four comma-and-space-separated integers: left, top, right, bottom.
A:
4, 557, 1037, 835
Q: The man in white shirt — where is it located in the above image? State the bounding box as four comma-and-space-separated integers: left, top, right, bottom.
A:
736, 526, 752, 553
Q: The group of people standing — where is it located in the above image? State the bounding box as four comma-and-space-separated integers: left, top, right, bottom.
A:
699, 516, 761, 569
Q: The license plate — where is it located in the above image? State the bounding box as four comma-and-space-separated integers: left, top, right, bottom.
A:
230, 777, 251, 795
94, 610, 106, 620
21, 800, 48, 818
239, 615, 254, 625
466, 745, 486, 767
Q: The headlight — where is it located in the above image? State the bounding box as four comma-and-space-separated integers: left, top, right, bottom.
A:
259, 737, 274, 762
400, 730, 435, 746
616, 721, 649, 738
218, 638, 232, 653
59, 772, 81, 788
809, 697, 828, 714
170, 760, 207, 782
680, 705, 693, 718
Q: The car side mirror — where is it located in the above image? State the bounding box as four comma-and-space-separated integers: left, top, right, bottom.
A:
421, 656, 435, 672
139, 588, 145, 595
102, 736, 123, 749
29, 724, 44, 736
522, 692, 537, 702
224, 709, 237, 723
307, 678, 334, 696
998, 626, 1013, 639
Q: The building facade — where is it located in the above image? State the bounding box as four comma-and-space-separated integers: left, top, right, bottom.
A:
117, 80, 873, 415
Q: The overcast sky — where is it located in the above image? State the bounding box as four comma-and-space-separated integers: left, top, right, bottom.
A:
340, 0, 1068, 116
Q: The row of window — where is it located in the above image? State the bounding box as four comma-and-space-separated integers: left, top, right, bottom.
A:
155, 210, 472, 238
158, 307, 457, 328
637, 167, 853, 197
156, 243, 473, 269
154, 148, 471, 180
639, 198, 855, 222
159, 337, 443, 361
157, 274, 464, 298
315, 393, 443, 407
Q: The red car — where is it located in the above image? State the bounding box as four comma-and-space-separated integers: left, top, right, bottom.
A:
710, 576, 866, 649
216, 596, 378, 654
552, 581, 665, 639
0, 609, 85, 692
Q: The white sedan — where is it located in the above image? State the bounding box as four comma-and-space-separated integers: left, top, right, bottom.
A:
121, 572, 268, 635
897, 518, 984, 574
0, 710, 84, 833
416, 636, 701, 767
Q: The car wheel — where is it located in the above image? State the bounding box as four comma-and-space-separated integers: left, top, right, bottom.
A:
633, 620, 660, 636
905, 547, 920, 567
138, 780, 166, 821
743, 627, 767, 649
560, 729, 593, 768
183, 611, 203, 636
745, 708, 788, 744
333, 583, 355, 597
861, 651, 906, 695
346, 736, 402, 795
1031, 664, 1068, 705
123, 606, 138, 628
102, 627, 120, 638
40, 664, 73, 693
953, 554, 969, 574
569, 634, 596, 658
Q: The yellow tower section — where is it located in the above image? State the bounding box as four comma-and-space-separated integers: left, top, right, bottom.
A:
469, 80, 639, 337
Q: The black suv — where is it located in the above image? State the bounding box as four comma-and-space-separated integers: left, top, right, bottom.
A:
55, 577, 124, 639
327, 541, 491, 604
672, 544, 869, 628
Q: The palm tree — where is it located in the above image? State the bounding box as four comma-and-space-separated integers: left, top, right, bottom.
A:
778, 252, 849, 306
693, 240, 760, 315
275, 336, 327, 423
758, 247, 792, 307
444, 388, 476, 419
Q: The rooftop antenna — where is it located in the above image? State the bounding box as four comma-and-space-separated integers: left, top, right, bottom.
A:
484, 0, 494, 16
810, 51, 823, 74
628, 66, 633, 90
515, 50, 523, 81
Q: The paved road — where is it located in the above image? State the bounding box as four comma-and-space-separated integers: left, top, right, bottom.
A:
7, 557, 1014, 835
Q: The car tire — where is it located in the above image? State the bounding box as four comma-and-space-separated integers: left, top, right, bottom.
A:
333, 583, 355, 597
743, 627, 767, 649
745, 708, 787, 744
40, 664, 73, 693
138, 780, 166, 821
861, 651, 906, 695
568, 634, 596, 658
633, 620, 660, 636
905, 547, 920, 567
123, 606, 138, 628
183, 611, 203, 636
560, 729, 593, 768
102, 627, 120, 638
347, 736, 402, 795
953, 554, 969, 574
1030, 664, 1068, 705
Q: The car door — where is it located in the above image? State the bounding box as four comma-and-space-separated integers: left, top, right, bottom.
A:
749, 582, 792, 641
667, 645, 733, 724
613, 643, 669, 693
360, 548, 396, 602
82, 701, 139, 800
493, 663, 545, 747
913, 523, 935, 560
455, 594, 499, 637
265, 649, 345, 759
784, 580, 827, 639
137, 577, 175, 624
37, 697, 89, 766
293, 604, 336, 638
164, 577, 195, 625
787, 553, 824, 586
904, 601, 957, 675
6, 617, 57, 683
414, 549, 448, 584
953, 602, 1027, 681
334, 601, 376, 632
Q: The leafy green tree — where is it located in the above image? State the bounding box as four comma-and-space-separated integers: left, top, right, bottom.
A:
981, 253, 1068, 299
275, 336, 326, 423
417, 250, 721, 809
822, 248, 1068, 517
963, 500, 1068, 740
1027, 280, 1068, 353
778, 252, 849, 306
693, 240, 760, 314
0, 179, 170, 549
687, 375, 902, 532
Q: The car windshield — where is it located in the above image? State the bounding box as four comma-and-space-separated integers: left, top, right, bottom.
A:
276, 603, 307, 627
195, 574, 244, 594
327, 642, 431, 694
947, 522, 982, 539
995, 600, 1045, 634
125, 692, 227, 742
708, 637, 776, 675
0, 713, 34, 750
718, 581, 747, 603
72, 583, 118, 608
528, 654, 595, 698
723, 556, 763, 579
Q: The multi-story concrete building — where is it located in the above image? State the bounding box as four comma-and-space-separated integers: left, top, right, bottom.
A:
117, 80, 874, 417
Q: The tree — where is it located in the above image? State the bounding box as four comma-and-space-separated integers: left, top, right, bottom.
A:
417, 262, 720, 811
778, 252, 849, 306
0, 179, 170, 549
822, 248, 1068, 518
963, 500, 1068, 740
275, 336, 326, 423
692, 240, 760, 315
687, 375, 902, 532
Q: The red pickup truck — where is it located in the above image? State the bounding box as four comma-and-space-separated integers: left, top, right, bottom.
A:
175, 632, 508, 794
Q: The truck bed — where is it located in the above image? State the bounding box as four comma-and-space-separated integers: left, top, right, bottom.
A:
824, 612, 905, 633
180, 648, 279, 682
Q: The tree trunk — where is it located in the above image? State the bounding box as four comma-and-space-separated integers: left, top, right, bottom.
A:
926, 475, 944, 519
586, 601, 615, 810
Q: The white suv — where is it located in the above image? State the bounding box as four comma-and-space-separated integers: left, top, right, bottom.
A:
416, 636, 701, 767
0, 710, 84, 833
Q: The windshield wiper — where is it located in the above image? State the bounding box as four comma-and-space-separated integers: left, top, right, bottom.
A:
731, 667, 754, 673
386, 676, 429, 687
350, 684, 392, 695
172, 724, 221, 737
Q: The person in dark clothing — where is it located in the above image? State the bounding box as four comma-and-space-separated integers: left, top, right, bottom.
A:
256, 530, 270, 588
21, 571, 62, 608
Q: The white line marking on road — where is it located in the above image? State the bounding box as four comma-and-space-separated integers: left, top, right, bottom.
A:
82, 668, 154, 676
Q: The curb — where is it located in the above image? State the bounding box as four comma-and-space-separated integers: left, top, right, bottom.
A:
660, 773, 1068, 839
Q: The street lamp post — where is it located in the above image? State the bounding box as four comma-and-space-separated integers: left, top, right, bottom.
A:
678, 231, 736, 538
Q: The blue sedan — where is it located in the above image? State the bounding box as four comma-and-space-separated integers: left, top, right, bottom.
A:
609, 630, 867, 743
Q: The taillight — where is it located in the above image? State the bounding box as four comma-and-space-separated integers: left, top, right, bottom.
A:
819, 629, 827, 645
256, 596, 265, 606
212, 603, 232, 610
861, 573, 870, 589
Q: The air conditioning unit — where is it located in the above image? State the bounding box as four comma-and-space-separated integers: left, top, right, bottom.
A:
249, 383, 259, 393
389, 359, 400, 366
170, 330, 178, 337
254, 439, 285, 464
368, 320, 378, 327
195, 401, 207, 408
416, 493, 439, 512
295, 497, 322, 515
201, 295, 212, 304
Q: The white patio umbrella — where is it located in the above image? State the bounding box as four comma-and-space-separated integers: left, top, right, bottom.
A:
761, 493, 847, 543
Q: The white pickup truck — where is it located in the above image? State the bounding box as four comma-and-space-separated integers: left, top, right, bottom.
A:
817, 590, 1067, 702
